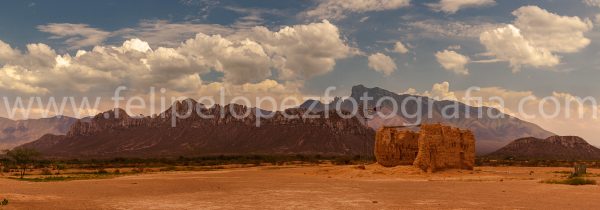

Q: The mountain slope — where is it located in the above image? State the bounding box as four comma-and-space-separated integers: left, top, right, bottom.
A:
0, 116, 78, 150
487, 136, 600, 160
21, 101, 374, 158
301, 85, 554, 154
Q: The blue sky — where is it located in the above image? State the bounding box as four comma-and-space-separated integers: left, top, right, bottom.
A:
1, 0, 600, 143
0, 0, 597, 97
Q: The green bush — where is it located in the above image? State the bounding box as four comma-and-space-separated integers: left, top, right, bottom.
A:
542, 177, 597, 185
564, 178, 597, 185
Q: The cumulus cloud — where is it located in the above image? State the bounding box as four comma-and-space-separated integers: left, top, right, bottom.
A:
0, 40, 19, 63
425, 82, 458, 101
177, 34, 272, 84
393, 41, 409, 54
0, 20, 352, 114
368, 53, 397, 75
513, 6, 593, 53
304, 0, 410, 20
428, 0, 495, 14
37, 23, 111, 49
435, 49, 470, 75
479, 6, 593, 72
250, 20, 353, 80
480, 25, 559, 72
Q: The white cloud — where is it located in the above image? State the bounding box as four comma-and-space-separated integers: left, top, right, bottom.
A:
428, 0, 495, 14
304, 0, 410, 20
479, 6, 592, 71
480, 25, 559, 72
393, 41, 409, 54
0, 20, 352, 111
37, 23, 111, 49
0, 40, 19, 63
368, 53, 397, 75
425, 82, 458, 101
0, 65, 49, 94
584, 0, 600, 7
402, 82, 457, 101
513, 6, 593, 53
177, 34, 272, 84
250, 20, 353, 80
435, 49, 470, 75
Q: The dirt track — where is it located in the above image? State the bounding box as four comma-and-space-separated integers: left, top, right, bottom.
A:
1, 165, 599, 209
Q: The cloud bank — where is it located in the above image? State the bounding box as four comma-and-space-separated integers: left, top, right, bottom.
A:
480, 6, 593, 72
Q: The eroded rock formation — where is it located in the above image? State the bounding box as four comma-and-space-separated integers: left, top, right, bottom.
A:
374, 128, 419, 167
375, 124, 475, 172
21, 100, 375, 158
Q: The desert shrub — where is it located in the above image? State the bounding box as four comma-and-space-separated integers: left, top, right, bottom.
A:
565, 178, 596, 185
41, 168, 52, 175
96, 168, 108, 174
1, 198, 7, 206
542, 178, 597, 185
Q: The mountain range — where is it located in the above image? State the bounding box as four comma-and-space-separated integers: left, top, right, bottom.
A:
0, 116, 77, 150
487, 136, 600, 160
20, 100, 374, 158
15, 84, 557, 157
301, 85, 555, 154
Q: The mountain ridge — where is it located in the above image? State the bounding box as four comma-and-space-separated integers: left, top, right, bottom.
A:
301, 84, 555, 154
0, 116, 78, 150
487, 136, 600, 160
20, 102, 375, 158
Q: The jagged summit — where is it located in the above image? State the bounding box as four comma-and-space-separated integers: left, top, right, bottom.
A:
21, 103, 374, 158
301, 84, 554, 154
95, 108, 131, 120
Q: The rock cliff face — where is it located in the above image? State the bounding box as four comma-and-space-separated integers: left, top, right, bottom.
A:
487, 136, 600, 160
21, 100, 375, 158
374, 124, 475, 172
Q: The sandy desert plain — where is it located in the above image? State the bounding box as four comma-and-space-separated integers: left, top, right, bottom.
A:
0, 164, 599, 210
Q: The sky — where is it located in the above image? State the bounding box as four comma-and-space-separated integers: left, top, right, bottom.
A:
0, 0, 600, 144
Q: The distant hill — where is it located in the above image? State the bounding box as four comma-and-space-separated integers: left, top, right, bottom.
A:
20, 100, 374, 158
487, 136, 600, 160
300, 85, 554, 154
0, 116, 78, 150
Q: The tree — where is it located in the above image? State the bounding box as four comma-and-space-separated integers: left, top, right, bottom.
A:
5, 148, 40, 179
55, 162, 66, 175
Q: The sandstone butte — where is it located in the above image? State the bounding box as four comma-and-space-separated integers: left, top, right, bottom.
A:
374, 124, 475, 172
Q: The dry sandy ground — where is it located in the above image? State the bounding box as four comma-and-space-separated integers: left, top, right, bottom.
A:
1, 165, 599, 209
